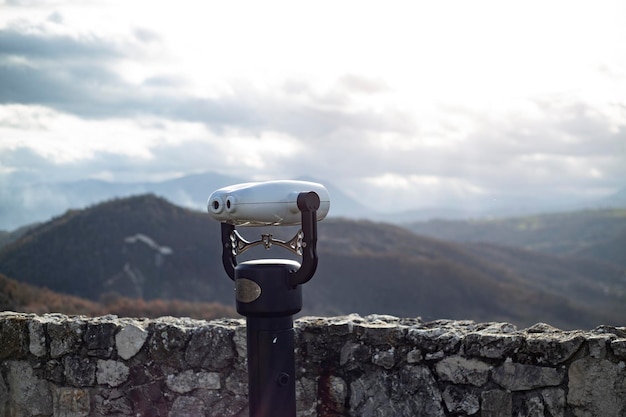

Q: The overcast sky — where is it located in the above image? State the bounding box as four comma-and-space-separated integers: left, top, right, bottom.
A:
1, 0, 625, 213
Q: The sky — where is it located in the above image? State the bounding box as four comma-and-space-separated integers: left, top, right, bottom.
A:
1, 0, 625, 213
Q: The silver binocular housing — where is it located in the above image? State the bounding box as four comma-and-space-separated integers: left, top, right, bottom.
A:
207, 180, 330, 226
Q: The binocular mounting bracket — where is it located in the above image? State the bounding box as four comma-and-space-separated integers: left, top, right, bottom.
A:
228, 229, 306, 257
220, 191, 320, 287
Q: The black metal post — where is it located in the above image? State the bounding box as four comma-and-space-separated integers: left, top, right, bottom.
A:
235, 260, 301, 417
218, 191, 321, 417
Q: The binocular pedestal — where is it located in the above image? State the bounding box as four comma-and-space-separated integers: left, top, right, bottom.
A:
235, 260, 302, 417
211, 186, 324, 417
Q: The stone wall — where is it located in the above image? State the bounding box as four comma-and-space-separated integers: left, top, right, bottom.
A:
0, 311, 625, 417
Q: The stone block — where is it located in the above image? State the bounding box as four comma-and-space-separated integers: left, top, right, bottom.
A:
147, 322, 189, 367
568, 357, 626, 417
84, 322, 118, 358
435, 355, 491, 386
0, 318, 29, 359
522, 332, 584, 365
492, 360, 563, 391
406, 327, 462, 354
49, 320, 85, 358
587, 335, 612, 359
5, 361, 53, 416
96, 359, 130, 387
115, 322, 148, 360
463, 332, 522, 358
185, 325, 235, 370
362, 322, 405, 346
323, 315, 361, 336
64, 356, 97, 387
28, 319, 47, 357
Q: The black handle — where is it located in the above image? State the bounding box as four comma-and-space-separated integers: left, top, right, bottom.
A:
221, 223, 236, 280
289, 192, 320, 287
219, 191, 320, 286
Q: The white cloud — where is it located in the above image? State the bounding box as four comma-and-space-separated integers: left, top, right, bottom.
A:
0, 0, 625, 214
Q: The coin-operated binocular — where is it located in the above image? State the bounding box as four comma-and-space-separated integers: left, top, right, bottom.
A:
208, 180, 330, 417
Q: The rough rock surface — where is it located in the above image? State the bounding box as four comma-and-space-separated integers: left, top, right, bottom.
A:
0, 312, 624, 416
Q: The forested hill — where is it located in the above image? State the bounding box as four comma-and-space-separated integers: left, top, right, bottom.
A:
0, 195, 624, 329
0, 195, 231, 303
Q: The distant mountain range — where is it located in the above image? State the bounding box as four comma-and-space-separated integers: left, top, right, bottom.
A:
404, 209, 626, 268
0, 172, 373, 231
1, 194, 624, 329
1, 171, 624, 231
